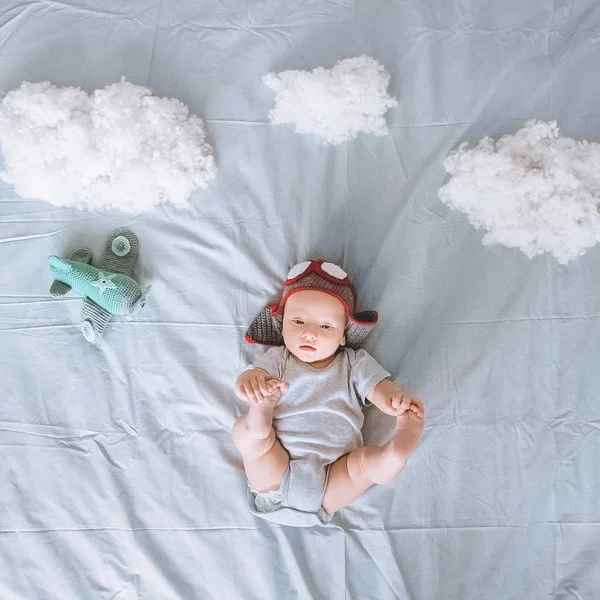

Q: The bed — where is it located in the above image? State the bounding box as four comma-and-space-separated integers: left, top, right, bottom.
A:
0, 0, 598, 598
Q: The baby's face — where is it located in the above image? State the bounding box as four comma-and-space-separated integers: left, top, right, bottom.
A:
282, 290, 347, 368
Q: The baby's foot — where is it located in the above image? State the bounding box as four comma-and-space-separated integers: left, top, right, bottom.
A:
388, 409, 424, 466
246, 391, 281, 440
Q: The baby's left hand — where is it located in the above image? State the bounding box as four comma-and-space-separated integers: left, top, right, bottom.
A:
367, 379, 425, 418
372, 380, 423, 418
386, 392, 423, 418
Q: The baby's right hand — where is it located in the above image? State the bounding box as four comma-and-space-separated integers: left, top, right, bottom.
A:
235, 368, 290, 404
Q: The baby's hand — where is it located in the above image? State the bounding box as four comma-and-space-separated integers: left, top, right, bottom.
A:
235, 368, 290, 404
384, 386, 424, 418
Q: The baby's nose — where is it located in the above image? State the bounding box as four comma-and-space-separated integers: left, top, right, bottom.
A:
302, 328, 317, 339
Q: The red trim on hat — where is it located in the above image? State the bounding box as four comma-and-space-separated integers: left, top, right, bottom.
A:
348, 310, 378, 326
264, 302, 280, 315
244, 334, 259, 344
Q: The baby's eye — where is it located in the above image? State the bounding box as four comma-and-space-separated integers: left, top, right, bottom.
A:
293, 319, 305, 325
319, 324, 331, 330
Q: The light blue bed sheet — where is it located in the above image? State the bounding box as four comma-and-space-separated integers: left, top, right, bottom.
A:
0, 1, 598, 598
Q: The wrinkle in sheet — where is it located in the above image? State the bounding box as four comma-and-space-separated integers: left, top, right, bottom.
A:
440, 315, 600, 324
0, 419, 139, 435
0, 298, 64, 306
41, 0, 137, 18
133, 529, 196, 599
164, 19, 335, 32
0, 3, 40, 38
357, 139, 405, 196
426, 451, 501, 517
145, 0, 164, 86
265, 529, 339, 599
349, 531, 412, 600
0, 325, 83, 335
0, 228, 69, 244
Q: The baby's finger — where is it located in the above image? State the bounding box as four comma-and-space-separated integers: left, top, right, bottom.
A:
265, 380, 277, 393
410, 405, 424, 418
389, 403, 403, 416
249, 380, 265, 403
411, 398, 424, 414
242, 383, 257, 403
256, 377, 270, 397
399, 395, 412, 412
268, 378, 289, 391
410, 409, 424, 422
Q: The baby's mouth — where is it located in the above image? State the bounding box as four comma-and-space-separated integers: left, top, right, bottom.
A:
299, 345, 316, 351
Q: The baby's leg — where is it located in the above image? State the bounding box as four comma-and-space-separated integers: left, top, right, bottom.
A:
232, 398, 289, 493
322, 409, 424, 514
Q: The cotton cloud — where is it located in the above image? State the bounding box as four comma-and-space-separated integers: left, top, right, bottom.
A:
0, 80, 217, 212
264, 56, 398, 145
438, 120, 600, 263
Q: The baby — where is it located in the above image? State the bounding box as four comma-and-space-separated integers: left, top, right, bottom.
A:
232, 260, 424, 527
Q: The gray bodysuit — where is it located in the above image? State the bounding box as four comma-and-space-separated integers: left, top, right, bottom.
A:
246, 346, 390, 527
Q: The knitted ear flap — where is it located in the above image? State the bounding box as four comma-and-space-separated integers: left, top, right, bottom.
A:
344, 310, 378, 348
245, 304, 283, 345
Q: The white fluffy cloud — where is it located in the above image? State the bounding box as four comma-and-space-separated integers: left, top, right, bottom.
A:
438, 120, 600, 264
263, 56, 398, 145
0, 80, 217, 212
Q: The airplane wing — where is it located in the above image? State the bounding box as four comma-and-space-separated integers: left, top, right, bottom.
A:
80, 229, 140, 347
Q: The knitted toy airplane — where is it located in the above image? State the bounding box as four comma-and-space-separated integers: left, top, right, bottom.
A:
48, 228, 151, 347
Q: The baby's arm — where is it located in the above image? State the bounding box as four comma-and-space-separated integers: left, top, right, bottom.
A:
235, 368, 289, 404
366, 379, 424, 418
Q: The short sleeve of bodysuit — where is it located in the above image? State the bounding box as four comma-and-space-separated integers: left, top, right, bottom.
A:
348, 348, 391, 405
249, 346, 286, 380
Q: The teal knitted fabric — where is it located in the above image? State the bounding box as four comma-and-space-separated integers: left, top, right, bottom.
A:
49, 228, 150, 347
48, 256, 142, 314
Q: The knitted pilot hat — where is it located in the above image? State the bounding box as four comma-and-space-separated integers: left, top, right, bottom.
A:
245, 260, 378, 349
